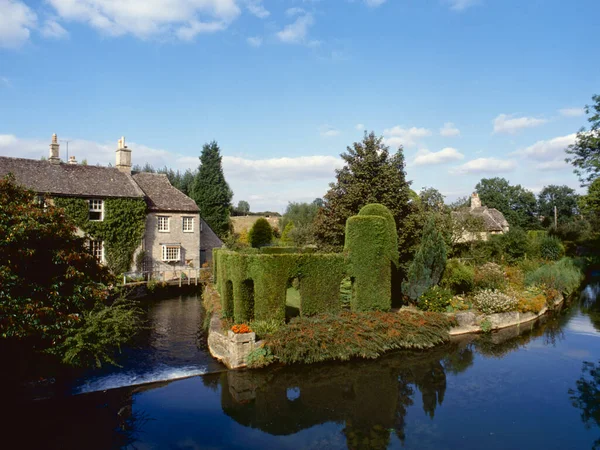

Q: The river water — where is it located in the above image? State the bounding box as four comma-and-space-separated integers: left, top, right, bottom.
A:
8, 284, 600, 449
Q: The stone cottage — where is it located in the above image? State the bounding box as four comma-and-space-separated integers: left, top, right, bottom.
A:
0, 134, 220, 279
452, 193, 510, 243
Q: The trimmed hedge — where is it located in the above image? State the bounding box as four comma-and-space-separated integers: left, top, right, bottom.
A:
298, 254, 346, 315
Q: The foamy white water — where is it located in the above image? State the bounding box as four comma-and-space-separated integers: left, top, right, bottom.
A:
73, 365, 207, 394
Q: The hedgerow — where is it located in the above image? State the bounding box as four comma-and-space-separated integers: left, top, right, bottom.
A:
265, 310, 454, 364
524, 257, 583, 296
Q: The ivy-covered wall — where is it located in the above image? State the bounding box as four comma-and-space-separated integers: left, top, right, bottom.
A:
215, 204, 400, 322
54, 197, 146, 274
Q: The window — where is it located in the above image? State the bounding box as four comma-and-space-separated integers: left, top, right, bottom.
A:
89, 199, 103, 221
35, 195, 47, 209
158, 216, 170, 232
89, 240, 104, 263
162, 245, 181, 262
183, 217, 194, 232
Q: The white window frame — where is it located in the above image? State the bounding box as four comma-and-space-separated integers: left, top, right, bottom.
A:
89, 199, 104, 221
89, 240, 104, 263
157, 216, 170, 232
161, 245, 181, 262
182, 217, 194, 233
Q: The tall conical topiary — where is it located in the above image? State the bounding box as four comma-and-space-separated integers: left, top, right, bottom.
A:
402, 216, 447, 301
189, 141, 233, 238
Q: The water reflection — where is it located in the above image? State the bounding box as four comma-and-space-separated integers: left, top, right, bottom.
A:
570, 360, 600, 450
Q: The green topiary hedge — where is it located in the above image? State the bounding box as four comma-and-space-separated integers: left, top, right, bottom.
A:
298, 254, 346, 315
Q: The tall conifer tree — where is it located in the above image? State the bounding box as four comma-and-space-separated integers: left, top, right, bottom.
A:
190, 141, 233, 238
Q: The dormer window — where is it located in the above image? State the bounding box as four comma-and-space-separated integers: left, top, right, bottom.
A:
89, 199, 103, 221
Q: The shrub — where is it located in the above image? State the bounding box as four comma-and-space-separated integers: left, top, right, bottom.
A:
517, 259, 541, 275
248, 218, 273, 248
524, 258, 583, 296
449, 296, 471, 311
417, 286, 453, 312
504, 265, 524, 289
246, 346, 275, 368
266, 310, 455, 364
249, 319, 284, 339
539, 236, 565, 261
473, 289, 518, 314
516, 286, 547, 314
441, 259, 475, 294
339, 276, 352, 306
498, 227, 530, 262
474, 263, 506, 290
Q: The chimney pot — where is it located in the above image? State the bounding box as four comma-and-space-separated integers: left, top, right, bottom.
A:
68, 156, 77, 165
116, 136, 132, 173
49, 133, 60, 164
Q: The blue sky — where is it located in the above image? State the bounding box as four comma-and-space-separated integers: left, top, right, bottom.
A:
0, 0, 598, 212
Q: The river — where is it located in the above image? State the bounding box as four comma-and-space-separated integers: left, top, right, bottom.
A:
7, 284, 600, 449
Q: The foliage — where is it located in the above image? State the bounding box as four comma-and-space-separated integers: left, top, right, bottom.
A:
474, 263, 506, 291
516, 286, 547, 314
339, 276, 352, 306
441, 259, 475, 294
539, 235, 565, 261
189, 141, 233, 238
246, 346, 275, 369
475, 177, 539, 229
579, 178, 600, 223
402, 216, 447, 301
565, 94, 600, 186
537, 185, 579, 225
248, 218, 273, 248
0, 175, 112, 348
54, 197, 147, 274
235, 200, 250, 215
473, 289, 518, 314
480, 318, 492, 333
417, 286, 453, 312
524, 258, 584, 296
313, 132, 417, 278
504, 265, 524, 289
265, 310, 454, 364
496, 227, 530, 262
132, 164, 196, 196
279, 201, 319, 246
345, 204, 399, 311
449, 296, 471, 311
248, 319, 284, 339
51, 299, 144, 368
280, 221, 295, 245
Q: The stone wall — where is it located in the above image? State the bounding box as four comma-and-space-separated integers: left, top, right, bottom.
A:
207, 313, 258, 369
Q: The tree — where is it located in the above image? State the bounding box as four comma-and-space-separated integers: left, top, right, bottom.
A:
537, 185, 579, 226
566, 94, 600, 186
237, 200, 250, 215
475, 177, 539, 229
279, 201, 320, 246
189, 141, 233, 238
402, 216, 447, 301
248, 218, 273, 248
314, 132, 416, 274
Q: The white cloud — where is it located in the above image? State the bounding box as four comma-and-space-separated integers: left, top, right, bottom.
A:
355, 123, 364, 131
40, 19, 68, 39
286, 7, 305, 16
0, 134, 18, 147
414, 147, 464, 166
246, 0, 269, 18
0, 0, 37, 49
223, 155, 343, 182
364, 0, 386, 6
536, 159, 570, 171
319, 125, 340, 137
447, 0, 479, 11
492, 113, 548, 134
559, 107, 585, 118
440, 122, 460, 137
451, 157, 517, 174
47, 0, 240, 39
276, 13, 314, 44
0, 76, 11, 88
246, 36, 262, 47
383, 125, 432, 148
519, 133, 576, 161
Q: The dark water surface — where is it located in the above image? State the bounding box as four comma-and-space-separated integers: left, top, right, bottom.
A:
9, 284, 600, 449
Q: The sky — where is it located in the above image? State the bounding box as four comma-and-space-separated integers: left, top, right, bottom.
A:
0, 0, 598, 212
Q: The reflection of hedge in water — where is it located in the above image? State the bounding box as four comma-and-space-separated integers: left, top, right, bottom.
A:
215, 204, 400, 322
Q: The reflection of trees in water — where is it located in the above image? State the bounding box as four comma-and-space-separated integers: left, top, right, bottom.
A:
581, 283, 600, 332
569, 360, 600, 450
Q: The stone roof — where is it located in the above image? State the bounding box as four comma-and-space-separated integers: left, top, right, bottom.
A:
0, 156, 144, 198
132, 172, 199, 212
200, 218, 223, 251
453, 206, 509, 232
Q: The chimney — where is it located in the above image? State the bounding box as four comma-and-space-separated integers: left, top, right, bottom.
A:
471, 192, 481, 209
49, 133, 60, 164
68, 155, 77, 165
115, 136, 132, 173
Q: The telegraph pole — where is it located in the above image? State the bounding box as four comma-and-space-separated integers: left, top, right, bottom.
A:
60, 140, 71, 160
554, 205, 557, 228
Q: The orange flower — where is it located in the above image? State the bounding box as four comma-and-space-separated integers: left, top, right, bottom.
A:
231, 324, 252, 334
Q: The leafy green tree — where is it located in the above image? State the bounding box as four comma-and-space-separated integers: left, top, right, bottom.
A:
402, 216, 447, 301
248, 217, 273, 248
279, 201, 319, 246
314, 132, 416, 275
579, 178, 600, 218
281, 221, 295, 245
189, 141, 233, 238
566, 95, 600, 186
237, 200, 250, 215
537, 184, 579, 226
475, 177, 539, 229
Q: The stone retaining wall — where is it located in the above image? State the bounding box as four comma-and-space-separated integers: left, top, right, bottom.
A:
207, 313, 259, 369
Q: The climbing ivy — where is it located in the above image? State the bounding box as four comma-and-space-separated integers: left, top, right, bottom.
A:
54, 197, 146, 275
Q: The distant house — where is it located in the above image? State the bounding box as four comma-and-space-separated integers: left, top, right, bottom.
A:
452, 193, 510, 243
0, 134, 221, 278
